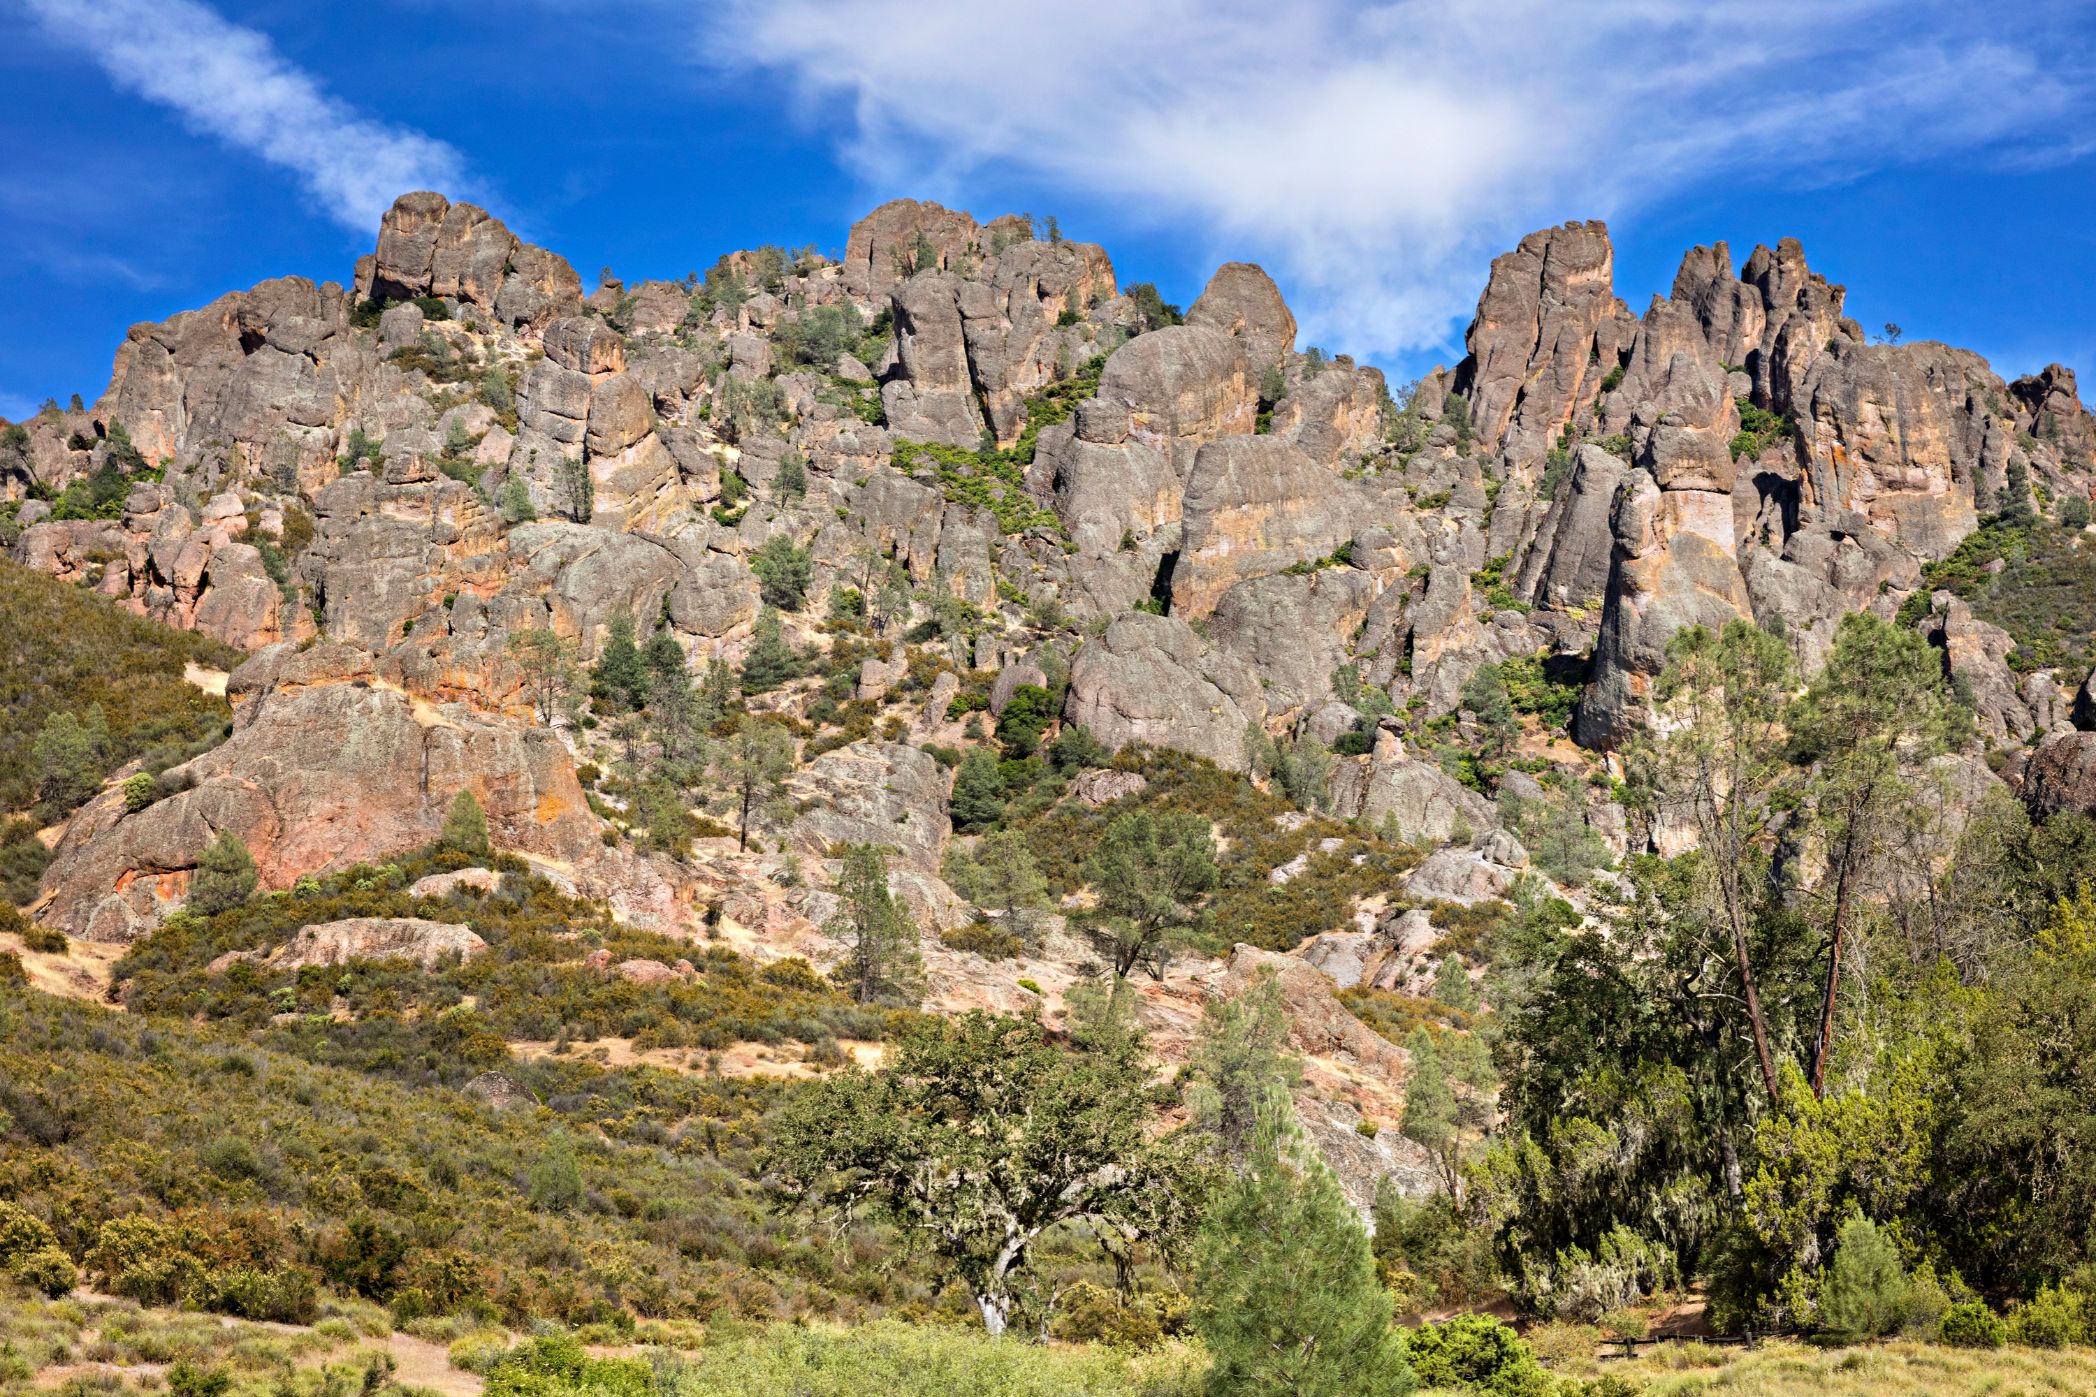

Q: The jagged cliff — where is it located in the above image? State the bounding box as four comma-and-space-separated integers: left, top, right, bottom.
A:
0, 198, 2087, 928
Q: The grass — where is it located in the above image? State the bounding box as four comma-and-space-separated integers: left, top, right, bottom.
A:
0, 1287, 411, 1397
1545, 1337, 2096, 1395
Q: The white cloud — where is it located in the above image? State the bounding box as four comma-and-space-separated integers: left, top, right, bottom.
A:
708, 0, 2095, 360
22, 0, 469, 234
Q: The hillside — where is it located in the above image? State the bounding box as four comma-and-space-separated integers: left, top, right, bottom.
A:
3, 191, 2096, 1390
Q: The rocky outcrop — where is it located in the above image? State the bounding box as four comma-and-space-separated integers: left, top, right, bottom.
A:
34, 644, 598, 941
1453, 221, 1626, 466
1064, 614, 1267, 771
788, 740, 952, 870
2022, 730, 2096, 820
1328, 731, 1497, 843
1096, 326, 1258, 479
266, 917, 487, 970
1169, 437, 1354, 619
356, 191, 581, 328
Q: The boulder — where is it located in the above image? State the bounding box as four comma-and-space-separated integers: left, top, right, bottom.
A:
2022, 730, 2096, 820
1064, 614, 1267, 771
1328, 732, 1496, 843
788, 741, 952, 870
266, 917, 487, 970
1185, 262, 1295, 368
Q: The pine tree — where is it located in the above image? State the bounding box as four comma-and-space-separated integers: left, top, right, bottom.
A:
711, 715, 794, 851
751, 535, 813, 611
1193, 1100, 1413, 1396
592, 615, 650, 711
30, 705, 107, 812
1186, 966, 1301, 1165
188, 831, 258, 917
948, 747, 1006, 832
644, 627, 697, 762
775, 449, 808, 500
440, 788, 490, 857
952, 828, 1050, 941
828, 843, 925, 1006
740, 607, 795, 694
1401, 1028, 1462, 1195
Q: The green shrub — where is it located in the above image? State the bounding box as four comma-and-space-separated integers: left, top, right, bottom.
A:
21, 923, 67, 954
2008, 1283, 2089, 1348
122, 770, 157, 812
1048, 1280, 1176, 1350
1403, 1313, 1553, 1395
939, 920, 1024, 960
0, 1200, 58, 1265
1938, 1299, 2006, 1348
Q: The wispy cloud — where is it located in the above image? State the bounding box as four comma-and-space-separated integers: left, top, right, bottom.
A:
21, 0, 470, 234
708, 0, 2096, 360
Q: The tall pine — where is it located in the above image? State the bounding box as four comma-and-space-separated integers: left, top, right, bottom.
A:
1193, 1100, 1414, 1397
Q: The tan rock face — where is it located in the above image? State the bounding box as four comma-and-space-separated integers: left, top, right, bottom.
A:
35, 644, 599, 942
267, 917, 487, 970
1170, 436, 1353, 619
1185, 262, 1296, 368
1455, 220, 1625, 466
841, 198, 985, 301
1797, 343, 1987, 558
1097, 325, 1258, 479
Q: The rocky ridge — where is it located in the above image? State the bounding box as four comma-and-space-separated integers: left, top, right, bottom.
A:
6, 193, 2095, 1203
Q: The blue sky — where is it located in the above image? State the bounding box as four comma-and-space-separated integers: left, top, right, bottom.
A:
4, 0, 2096, 421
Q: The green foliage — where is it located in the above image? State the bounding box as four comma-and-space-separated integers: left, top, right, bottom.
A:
0, 558, 240, 815
775, 449, 808, 501
2008, 1283, 2090, 1348
827, 843, 924, 1007
1817, 1216, 1910, 1339
1939, 1300, 2006, 1348
1471, 554, 1528, 613
9, 1244, 79, 1297
187, 832, 258, 917
1126, 283, 1183, 331
739, 607, 797, 694
1084, 810, 1219, 977
497, 474, 535, 524
767, 1011, 1200, 1334
1403, 1314, 1551, 1396
557, 455, 594, 523
948, 747, 1006, 833
1922, 519, 2095, 673
774, 303, 864, 371
440, 789, 491, 858
1184, 968, 1300, 1164
1730, 399, 1799, 460
1499, 651, 1586, 732
592, 615, 651, 712
892, 439, 1061, 536
525, 1137, 585, 1214
1194, 1100, 1411, 1396
995, 684, 1057, 759
750, 534, 813, 611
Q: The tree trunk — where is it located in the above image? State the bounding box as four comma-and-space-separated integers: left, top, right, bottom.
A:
1720, 863, 1782, 1106
976, 1291, 1009, 1337
1811, 847, 1859, 1098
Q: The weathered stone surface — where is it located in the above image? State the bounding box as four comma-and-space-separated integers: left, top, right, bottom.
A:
1185, 262, 1295, 368
1032, 425, 1179, 557
1096, 325, 1257, 478
267, 917, 487, 970
1328, 731, 1496, 843
1453, 220, 1624, 465
1170, 436, 1353, 619
35, 644, 598, 941
1065, 614, 1267, 771
1069, 770, 1149, 806
544, 317, 627, 376
2021, 730, 2096, 820
881, 273, 985, 448
842, 199, 982, 301
408, 867, 501, 899
787, 740, 952, 870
